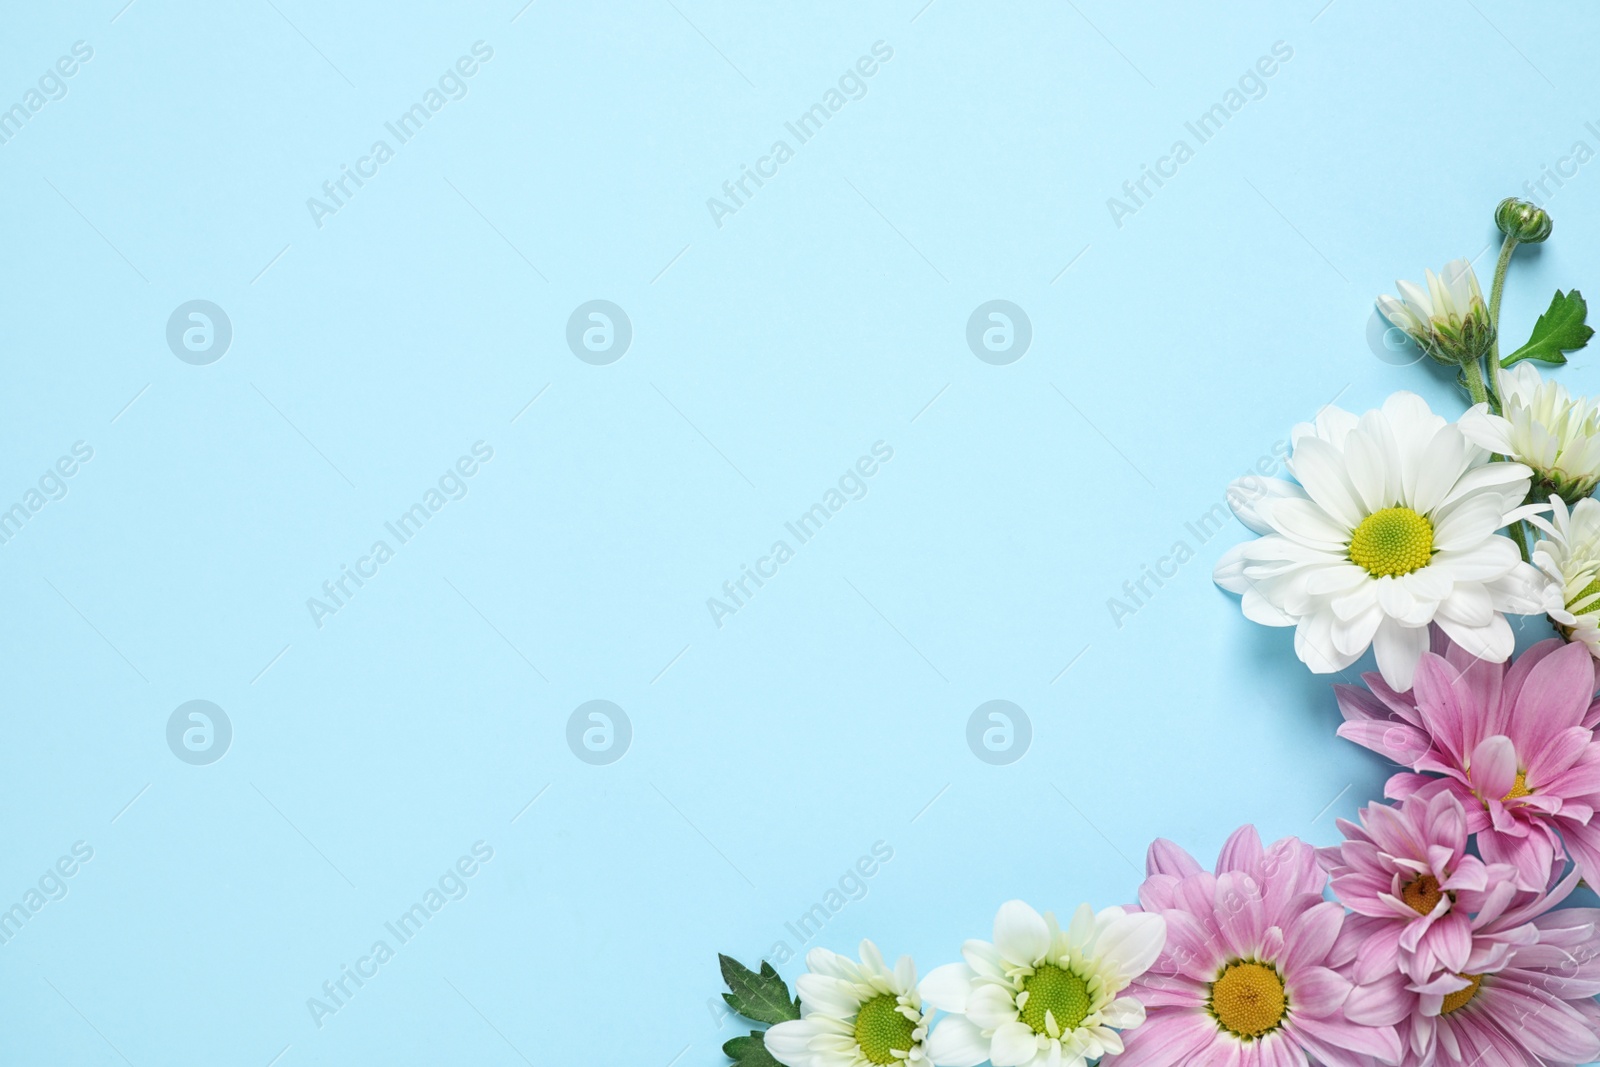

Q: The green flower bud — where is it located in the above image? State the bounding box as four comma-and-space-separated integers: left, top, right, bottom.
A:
1496, 197, 1553, 243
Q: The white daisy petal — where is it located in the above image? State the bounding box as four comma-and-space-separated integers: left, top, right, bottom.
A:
919, 963, 974, 1014
1458, 402, 1514, 454
926, 1017, 990, 1067
1097, 996, 1146, 1030
796, 975, 862, 1018
1434, 612, 1514, 662
1286, 436, 1364, 529
1091, 911, 1166, 980
993, 901, 1050, 965
1226, 476, 1307, 535
989, 1021, 1040, 1067
765, 1020, 820, 1067
1372, 618, 1430, 690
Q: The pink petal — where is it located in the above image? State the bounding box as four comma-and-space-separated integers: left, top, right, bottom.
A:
1280, 901, 1342, 973
1501, 637, 1566, 711
1558, 819, 1600, 889
1155, 910, 1225, 982
1475, 824, 1560, 891
1510, 640, 1595, 753
1529, 735, 1600, 793
1213, 872, 1265, 958
1343, 972, 1410, 1026
1412, 909, 1471, 978
1284, 965, 1348, 1017
1216, 826, 1264, 877
1469, 735, 1518, 802
1479, 980, 1600, 1062
1145, 838, 1202, 878
1411, 653, 1470, 765
1335, 721, 1430, 767
1108, 1010, 1219, 1067
1287, 1012, 1400, 1064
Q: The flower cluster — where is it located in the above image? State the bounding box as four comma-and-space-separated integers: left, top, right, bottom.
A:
711, 200, 1600, 1067
1214, 200, 1599, 691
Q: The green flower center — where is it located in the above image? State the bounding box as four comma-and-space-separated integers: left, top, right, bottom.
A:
1018, 963, 1092, 1036
853, 994, 916, 1065
1572, 576, 1600, 615
1349, 507, 1434, 577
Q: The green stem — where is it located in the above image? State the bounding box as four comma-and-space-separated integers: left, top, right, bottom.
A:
1462, 356, 1489, 405
1487, 234, 1519, 409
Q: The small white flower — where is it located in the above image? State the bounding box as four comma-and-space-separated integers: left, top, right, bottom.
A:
765, 941, 931, 1067
1213, 392, 1546, 691
918, 900, 1164, 1067
1529, 495, 1600, 658
1460, 363, 1600, 499
1377, 258, 1494, 365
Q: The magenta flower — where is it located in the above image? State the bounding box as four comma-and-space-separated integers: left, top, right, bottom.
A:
1106, 826, 1400, 1067
1319, 792, 1519, 986
1335, 873, 1600, 1067
1336, 633, 1600, 890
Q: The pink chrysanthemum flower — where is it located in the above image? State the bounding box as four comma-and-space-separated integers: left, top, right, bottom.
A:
1106, 826, 1401, 1067
1336, 873, 1600, 1067
1318, 792, 1519, 985
1336, 633, 1600, 890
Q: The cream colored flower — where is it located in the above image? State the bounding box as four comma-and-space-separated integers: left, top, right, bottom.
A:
1377, 258, 1493, 365
1529, 495, 1600, 657
765, 941, 931, 1067
919, 900, 1164, 1067
1461, 363, 1600, 499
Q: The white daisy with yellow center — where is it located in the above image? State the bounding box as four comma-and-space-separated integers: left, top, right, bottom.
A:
765, 941, 931, 1067
1213, 392, 1545, 691
1529, 495, 1600, 658
1460, 363, 1600, 500
918, 900, 1165, 1067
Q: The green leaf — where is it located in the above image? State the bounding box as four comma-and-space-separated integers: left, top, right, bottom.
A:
724, 1032, 784, 1067
719, 954, 801, 1025
1502, 289, 1593, 367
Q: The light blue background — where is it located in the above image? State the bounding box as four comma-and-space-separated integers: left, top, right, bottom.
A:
2, 0, 1599, 1063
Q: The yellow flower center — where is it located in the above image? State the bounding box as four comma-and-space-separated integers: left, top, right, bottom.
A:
1503, 771, 1532, 801
1400, 874, 1445, 915
1349, 507, 1434, 577
1018, 963, 1092, 1035
1209, 961, 1287, 1039
853, 994, 917, 1065
1440, 974, 1484, 1016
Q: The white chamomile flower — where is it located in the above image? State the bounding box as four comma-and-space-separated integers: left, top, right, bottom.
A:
765, 941, 931, 1067
1460, 362, 1600, 499
1213, 392, 1546, 691
1377, 258, 1494, 366
1529, 495, 1600, 658
917, 900, 1164, 1067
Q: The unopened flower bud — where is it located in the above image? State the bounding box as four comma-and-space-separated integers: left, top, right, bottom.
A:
1496, 197, 1553, 243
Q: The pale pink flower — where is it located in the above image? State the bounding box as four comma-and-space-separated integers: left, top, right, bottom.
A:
1336, 633, 1600, 890
1106, 826, 1401, 1067
1318, 792, 1519, 985
1335, 872, 1600, 1067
